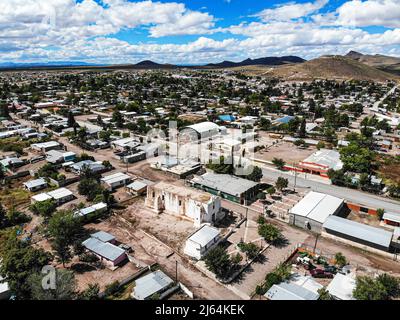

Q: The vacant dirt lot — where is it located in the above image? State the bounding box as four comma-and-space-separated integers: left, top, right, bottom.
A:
254, 142, 316, 163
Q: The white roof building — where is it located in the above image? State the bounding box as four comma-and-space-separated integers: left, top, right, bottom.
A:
290, 191, 344, 225
184, 225, 221, 260
327, 273, 356, 300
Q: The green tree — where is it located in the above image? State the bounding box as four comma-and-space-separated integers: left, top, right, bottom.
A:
245, 166, 263, 182
0, 230, 52, 299
204, 245, 235, 280
353, 276, 390, 300
318, 287, 334, 300
0, 204, 8, 229
298, 118, 306, 138
258, 223, 282, 244
67, 111, 76, 128
47, 211, 85, 267
78, 283, 101, 300
275, 177, 289, 192
334, 252, 347, 268
28, 269, 77, 300
237, 242, 260, 260
376, 208, 385, 221
316, 141, 325, 150
272, 158, 286, 170
29, 199, 57, 217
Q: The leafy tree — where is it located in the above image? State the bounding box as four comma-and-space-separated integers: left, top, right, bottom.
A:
316, 141, 325, 150
47, 211, 85, 267
0, 204, 8, 229
267, 186, 276, 196
78, 178, 103, 201
0, 230, 52, 299
272, 158, 285, 170
376, 208, 385, 221
237, 242, 260, 260
258, 223, 282, 244
28, 269, 77, 300
353, 275, 398, 300
67, 111, 76, 128
339, 143, 375, 174
298, 118, 306, 138
275, 177, 289, 192
318, 287, 334, 300
112, 111, 124, 128
29, 199, 57, 217
204, 245, 236, 280
334, 252, 347, 268
245, 166, 263, 182
78, 283, 100, 300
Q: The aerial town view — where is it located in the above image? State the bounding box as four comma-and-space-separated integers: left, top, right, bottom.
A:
0, 0, 400, 314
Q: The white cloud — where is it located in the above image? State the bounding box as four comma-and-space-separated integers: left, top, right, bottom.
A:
254, 0, 328, 22
314, 0, 400, 28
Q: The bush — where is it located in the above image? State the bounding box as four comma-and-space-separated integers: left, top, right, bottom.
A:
104, 281, 120, 297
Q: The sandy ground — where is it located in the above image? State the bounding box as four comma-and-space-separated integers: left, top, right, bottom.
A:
254, 141, 316, 163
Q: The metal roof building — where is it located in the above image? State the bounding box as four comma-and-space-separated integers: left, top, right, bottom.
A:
23, 178, 47, 192
289, 191, 344, 232
184, 122, 221, 139
298, 148, 343, 177
132, 270, 174, 300
327, 273, 356, 300
190, 172, 260, 204
323, 215, 393, 251
265, 282, 320, 300
184, 225, 221, 260
82, 237, 126, 266
101, 172, 132, 190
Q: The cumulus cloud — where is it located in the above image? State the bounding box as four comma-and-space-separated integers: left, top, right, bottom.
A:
254, 0, 328, 22
0, 0, 400, 64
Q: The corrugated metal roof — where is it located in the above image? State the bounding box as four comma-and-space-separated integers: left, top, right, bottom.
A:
265, 282, 319, 300
47, 187, 73, 200
300, 149, 343, 171
82, 237, 125, 262
290, 191, 344, 224
91, 231, 115, 243
23, 178, 47, 189
186, 122, 220, 134
323, 215, 393, 249
191, 173, 258, 197
327, 273, 356, 300
383, 212, 400, 224
133, 270, 174, 300
101, 172, 131, 185
187, 225, 220, 247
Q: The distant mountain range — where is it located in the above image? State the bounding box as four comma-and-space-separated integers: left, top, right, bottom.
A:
0, 56, 305, 71
345, 51, 400, 76
0, 61, 103, 69
1, 52, 399, 82
205, 56, 306, 68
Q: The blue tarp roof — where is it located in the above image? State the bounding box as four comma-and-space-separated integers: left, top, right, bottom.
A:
276, 115, 295, 124
218, 115, 236, 122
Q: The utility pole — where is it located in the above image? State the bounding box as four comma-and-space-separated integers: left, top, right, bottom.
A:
293, 162, 297, 192
313, 234, 319, 254
175, 260, 178, 283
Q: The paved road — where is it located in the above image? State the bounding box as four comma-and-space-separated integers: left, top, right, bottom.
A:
261, 166, 400, 214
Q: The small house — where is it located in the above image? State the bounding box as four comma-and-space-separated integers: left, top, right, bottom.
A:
184, 225, 221, 260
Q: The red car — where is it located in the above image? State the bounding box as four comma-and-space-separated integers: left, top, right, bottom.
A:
310, 268, 333, 278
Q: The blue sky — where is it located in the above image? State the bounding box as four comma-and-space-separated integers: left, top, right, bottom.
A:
0, 0, 399, 64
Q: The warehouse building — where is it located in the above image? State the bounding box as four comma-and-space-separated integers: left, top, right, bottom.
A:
323, 215, 393, 251
183, 122, 222, 140
298, 149, 343, 178
190, 172, 260, 205
289, 191, 345, 233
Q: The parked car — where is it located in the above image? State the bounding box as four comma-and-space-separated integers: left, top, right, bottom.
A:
310, 268, 333, 278
324, 265, 337, 274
